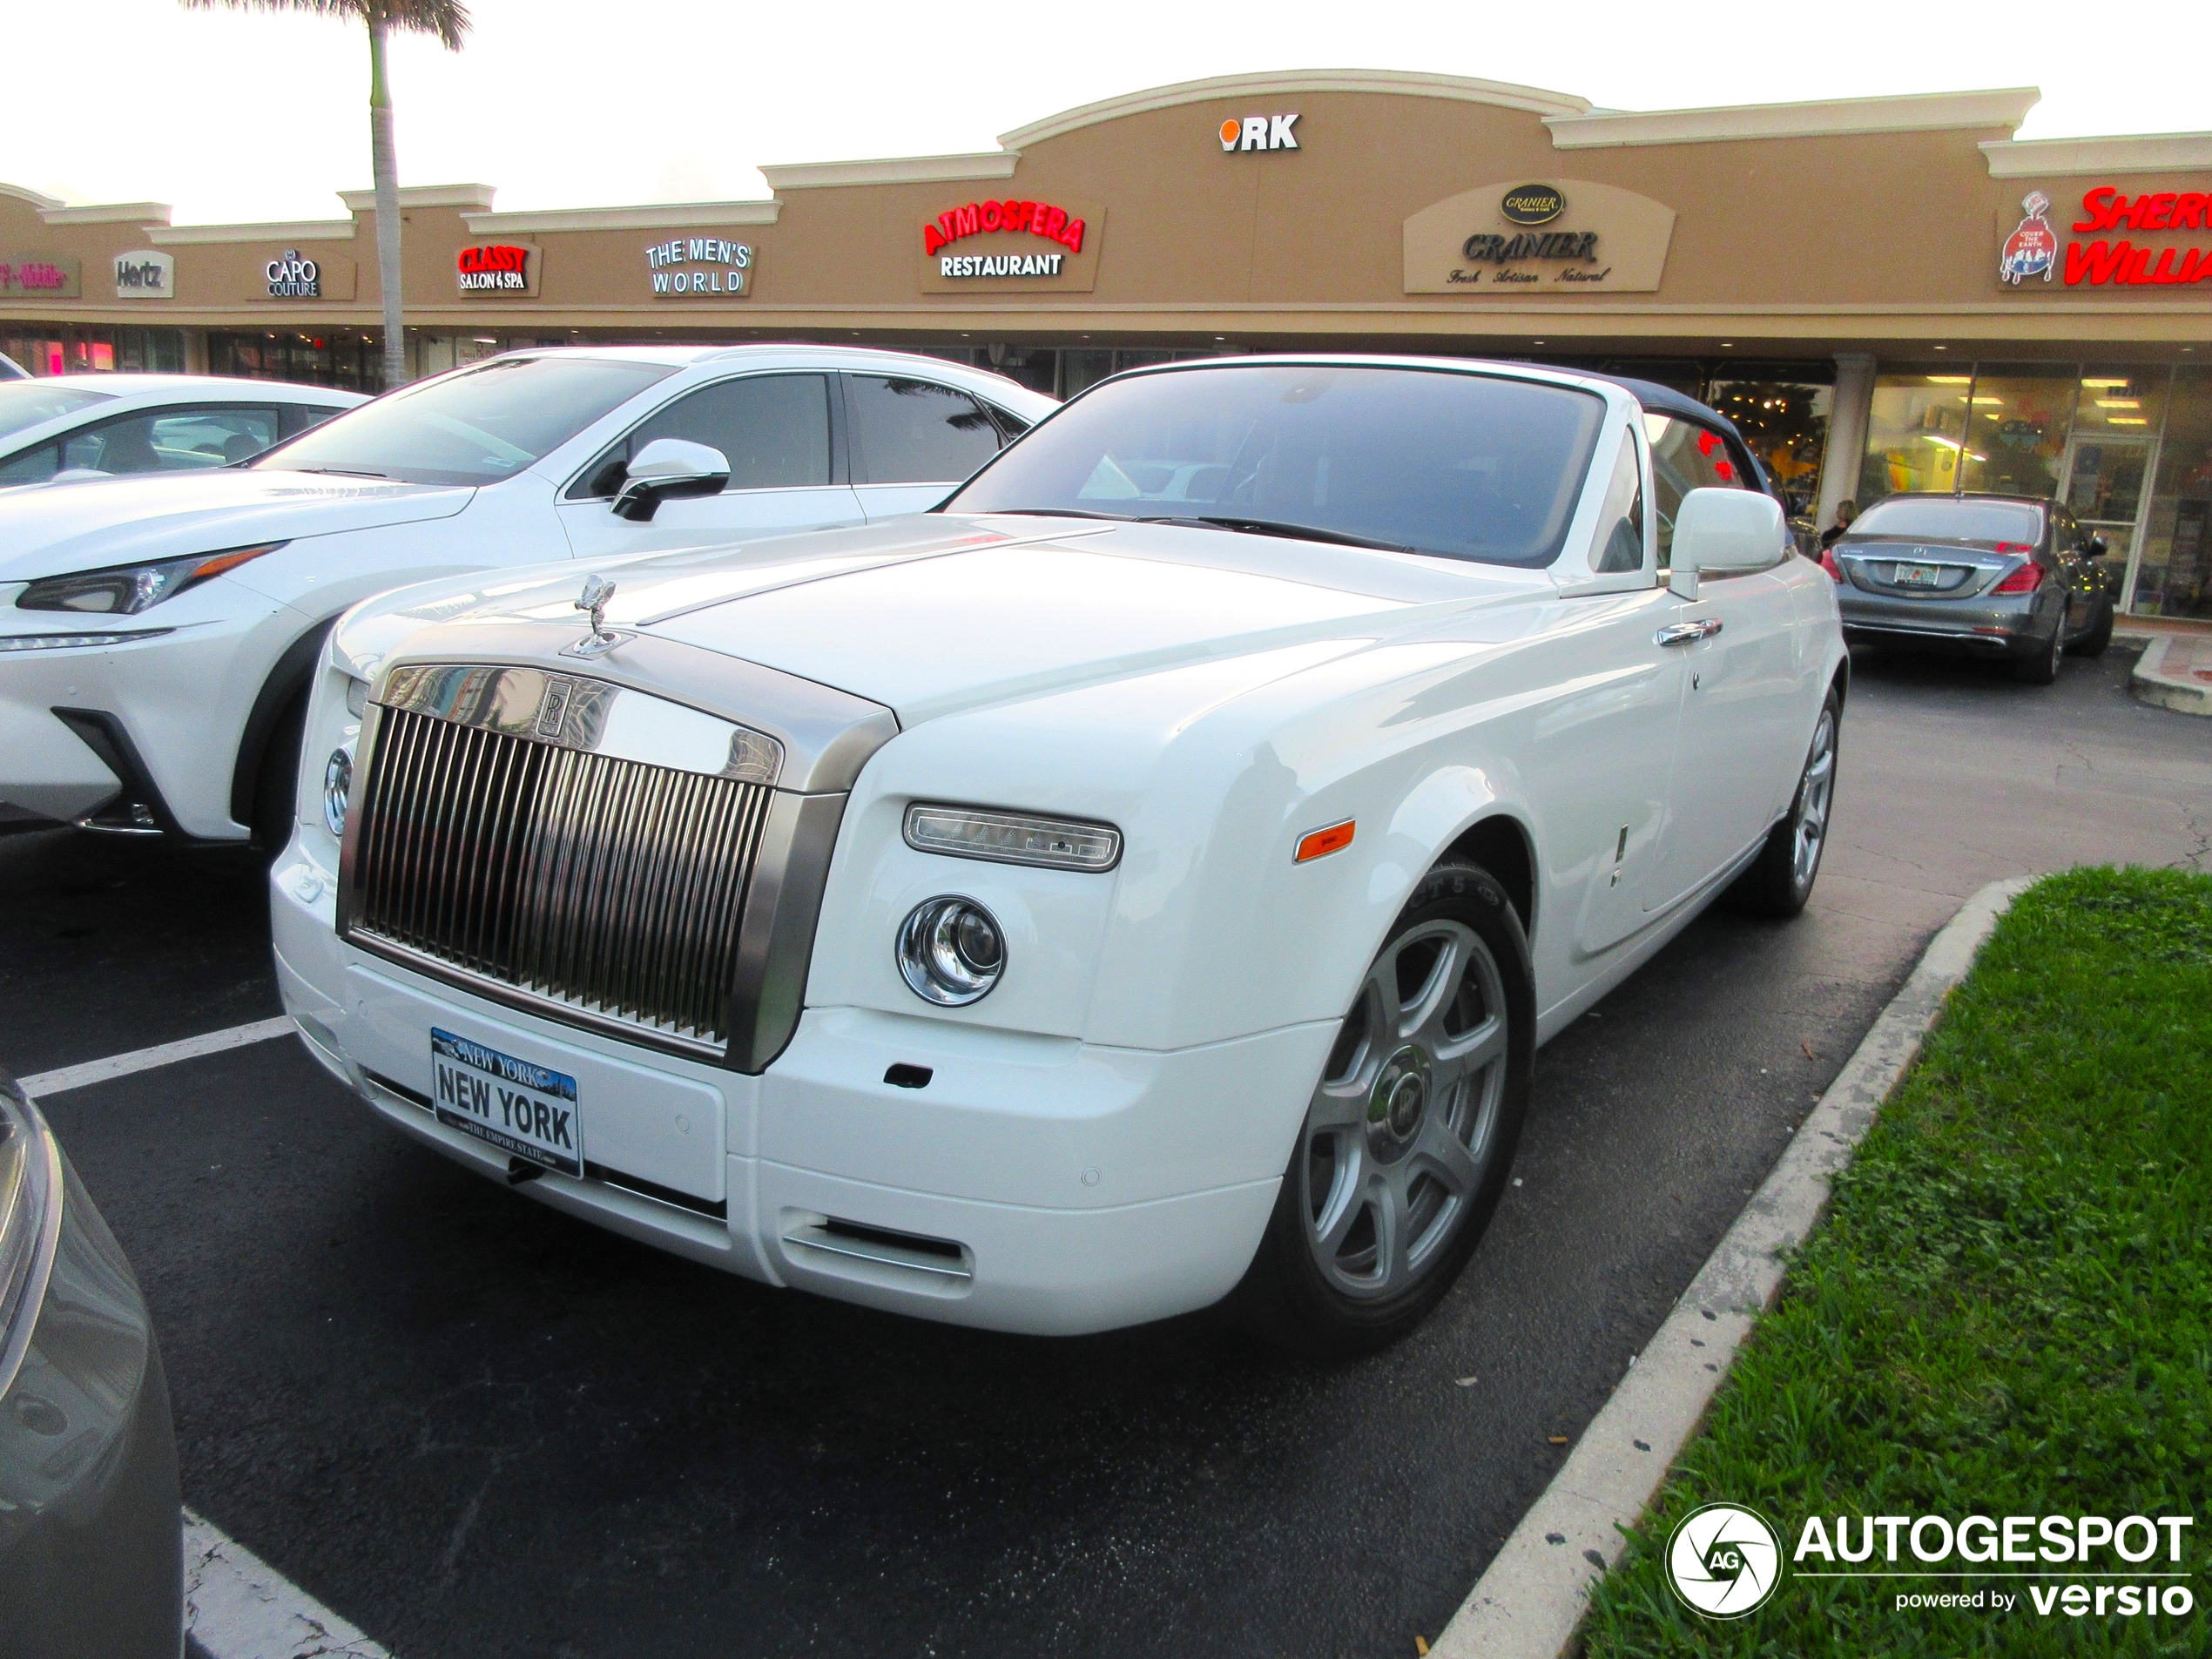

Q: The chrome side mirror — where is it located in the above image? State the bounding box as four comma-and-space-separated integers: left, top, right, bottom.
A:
611, 438, 731, 523
1671, 487, 1786, 597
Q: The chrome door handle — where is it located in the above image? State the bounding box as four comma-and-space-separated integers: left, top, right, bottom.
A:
1656, 619, 1723, 647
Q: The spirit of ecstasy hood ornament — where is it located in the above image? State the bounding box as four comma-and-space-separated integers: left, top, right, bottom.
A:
562, 573, 627, 660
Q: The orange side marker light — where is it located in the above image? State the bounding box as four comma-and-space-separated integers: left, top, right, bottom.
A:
1295, 819, 1355, 863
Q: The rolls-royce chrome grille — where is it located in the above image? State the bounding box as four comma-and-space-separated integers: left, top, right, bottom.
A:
346, 669, 779, 1055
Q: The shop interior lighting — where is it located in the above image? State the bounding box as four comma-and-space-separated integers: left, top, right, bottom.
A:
1928, 375, 1972, 384
2095, 399, 2142, 408
2107, 417, 2148, 426
2081, 378, 2131, 388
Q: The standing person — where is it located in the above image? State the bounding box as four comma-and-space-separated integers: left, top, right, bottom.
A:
1820, 499, 1858, 550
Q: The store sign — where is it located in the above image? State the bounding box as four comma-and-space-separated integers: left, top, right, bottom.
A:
1218, 114, 1299, 152
917, 197, 1105, 293
1999, 185, 2212, 289
455, 243, 538, 297
0, 254, 81, 298
1403, 180, 1675, 294
113, 250, 174, 299
266, 249, 322, 299
644, 236, 752, 297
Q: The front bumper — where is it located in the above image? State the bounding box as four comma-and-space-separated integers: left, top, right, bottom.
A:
271, 853, 1327, 1336
0, 1124, 181, 1659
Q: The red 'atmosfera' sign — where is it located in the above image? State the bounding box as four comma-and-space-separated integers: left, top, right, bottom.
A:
456, 244, 531, 292
922, 201, 1086, 256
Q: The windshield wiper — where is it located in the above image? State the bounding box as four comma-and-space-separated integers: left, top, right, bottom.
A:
293, 466, 393, 479
1136, 515, 1414, 554
981, 507, 1142, 522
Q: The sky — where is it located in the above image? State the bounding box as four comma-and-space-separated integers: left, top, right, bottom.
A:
8, 0, 2207, 226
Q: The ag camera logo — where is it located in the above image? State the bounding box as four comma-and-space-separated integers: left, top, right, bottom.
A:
1667, 1502, 1783, 1618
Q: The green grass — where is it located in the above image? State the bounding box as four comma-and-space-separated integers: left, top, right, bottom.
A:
1581, 867, 2212, 1656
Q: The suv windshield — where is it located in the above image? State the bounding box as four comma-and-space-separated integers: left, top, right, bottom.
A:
1849, 496, 2044, 544
0, 381, 113, 442
945, 364, 1606, 567
255, 355, 675, 487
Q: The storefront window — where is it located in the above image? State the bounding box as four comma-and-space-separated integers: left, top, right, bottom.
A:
0, 327, 184, 375
207, 329, 385, 394
2132, 369, 2212, 619
1959, 368, 2074, 498
1860, 371, 1973, 502
1705, 378, 1831, 522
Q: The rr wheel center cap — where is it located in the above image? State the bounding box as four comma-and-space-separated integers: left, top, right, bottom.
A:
1368, 1046, 1432, 1156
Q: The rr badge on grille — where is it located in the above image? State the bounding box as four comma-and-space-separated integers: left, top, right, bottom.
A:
535, 678, 572, 740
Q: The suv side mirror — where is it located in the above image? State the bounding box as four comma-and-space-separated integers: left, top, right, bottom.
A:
2087, 533, 2110, 558
611, 438, 731, 523
1670, 487, 1785, 599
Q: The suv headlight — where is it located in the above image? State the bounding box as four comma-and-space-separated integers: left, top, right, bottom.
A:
0, 1074, 63, 1399
16, 542, 287, 616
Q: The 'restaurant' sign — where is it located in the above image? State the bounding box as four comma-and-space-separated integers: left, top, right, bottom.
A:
455, 242, 538, 297
644, 235, 752, 297
0, 254, 82, 298
114, 250, 174, 299
1403, 180, 1675, 295
918, 196, 1105, 293
1999, 185, 2212, 288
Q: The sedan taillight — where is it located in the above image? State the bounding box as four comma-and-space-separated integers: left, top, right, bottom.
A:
1992, 562, 2044, 595
1819, 546, 1845, 583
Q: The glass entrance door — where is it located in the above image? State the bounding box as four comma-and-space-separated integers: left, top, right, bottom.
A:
2061, 435, 2157, 609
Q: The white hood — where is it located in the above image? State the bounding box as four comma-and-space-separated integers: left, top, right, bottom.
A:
0, 468, 473, 583
355, 514, 1554, 725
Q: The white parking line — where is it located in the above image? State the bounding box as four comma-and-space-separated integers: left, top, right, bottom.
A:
185, 1508, 392, 1659
17, 1017, 295, 1100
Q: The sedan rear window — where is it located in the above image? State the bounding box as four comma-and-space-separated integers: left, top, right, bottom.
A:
255, 356, 674, 487
0, 381, 113, 442
945, 364, 1605, 568
1850, 496, 2043, 544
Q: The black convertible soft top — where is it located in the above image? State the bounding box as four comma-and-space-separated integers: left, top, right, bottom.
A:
1576, 370, 1780, 501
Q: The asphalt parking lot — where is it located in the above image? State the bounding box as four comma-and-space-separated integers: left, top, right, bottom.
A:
7, 640, 2207, 1659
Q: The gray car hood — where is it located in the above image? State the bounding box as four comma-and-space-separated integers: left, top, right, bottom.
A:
0, 468, 474, 583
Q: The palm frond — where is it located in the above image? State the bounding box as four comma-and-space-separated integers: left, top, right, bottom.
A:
178, 0, 470, 50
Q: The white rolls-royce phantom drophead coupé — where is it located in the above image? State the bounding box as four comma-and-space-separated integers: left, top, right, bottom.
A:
271, 357, 1846, 1353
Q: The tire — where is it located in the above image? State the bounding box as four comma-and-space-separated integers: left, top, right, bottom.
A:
250, 692, 307, 859
1724, 690, 1840, 920
2012, 612, 2064, 685
2067, 597, 2114, 658
1231, 859, 1534, 1358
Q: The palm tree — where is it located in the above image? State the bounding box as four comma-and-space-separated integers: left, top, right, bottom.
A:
184, 0, 470, 389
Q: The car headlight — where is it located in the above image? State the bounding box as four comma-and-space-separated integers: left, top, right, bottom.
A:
322, 746, 354, 838
16, 542, 287, 616
902, 803, 1122, 872
897, 896, 1006, 1006
0, 1074, 63, 1399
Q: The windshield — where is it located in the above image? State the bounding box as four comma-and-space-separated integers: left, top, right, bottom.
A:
0, 381, 114, 442
945, 364, 1606, 567
255, 355, 675, 486
1850, 496, 2044, 544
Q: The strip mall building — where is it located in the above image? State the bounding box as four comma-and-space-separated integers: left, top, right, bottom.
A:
4, 71, 2210, 619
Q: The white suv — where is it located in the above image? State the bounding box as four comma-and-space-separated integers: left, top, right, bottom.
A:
0, 346, 1055, 846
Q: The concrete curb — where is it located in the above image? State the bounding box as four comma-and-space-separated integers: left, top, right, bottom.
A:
1431, 875, 2035, 1659
2130, 635, 2212, 717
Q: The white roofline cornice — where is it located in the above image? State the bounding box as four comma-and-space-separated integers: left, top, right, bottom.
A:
1000, 68, 1592, 150
1981, 132, 2212, 177
149, 219, 356, 246
0, 182, 66, 212
336, 183, 498, 212
761, 153, 1020, 191
39, 201, 173, 226
460, 200, 780, 234
1547, 87, 2040, 149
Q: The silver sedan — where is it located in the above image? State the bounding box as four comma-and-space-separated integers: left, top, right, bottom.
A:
1822, 492, 2116, 684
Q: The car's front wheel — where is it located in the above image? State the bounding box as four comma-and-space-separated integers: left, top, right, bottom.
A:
1233, 860, 1533, 1357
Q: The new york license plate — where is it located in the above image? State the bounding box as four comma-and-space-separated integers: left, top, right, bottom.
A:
429, 1028, 582, 1176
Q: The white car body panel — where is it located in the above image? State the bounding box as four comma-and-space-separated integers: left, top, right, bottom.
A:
0, 374, 361, 486
270, 357, 1847, 1335
0, 347, 1053, 838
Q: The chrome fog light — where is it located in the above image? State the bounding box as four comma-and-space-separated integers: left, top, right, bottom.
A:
321, 747, 353, 838
897, 896, 1006, 1007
